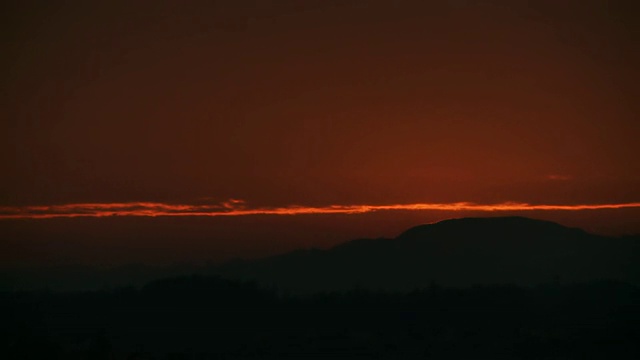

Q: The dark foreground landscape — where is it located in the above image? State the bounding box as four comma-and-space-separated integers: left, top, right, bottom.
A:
2, 217, 639, 359
2, 278, 639, 359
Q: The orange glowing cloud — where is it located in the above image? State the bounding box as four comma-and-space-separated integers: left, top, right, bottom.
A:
1, 200, 640, 219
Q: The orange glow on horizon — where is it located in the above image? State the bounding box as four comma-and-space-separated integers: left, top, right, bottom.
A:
1, 200, 640, 219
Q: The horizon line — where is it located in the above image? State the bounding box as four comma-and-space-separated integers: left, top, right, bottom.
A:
1, 200, 640, 219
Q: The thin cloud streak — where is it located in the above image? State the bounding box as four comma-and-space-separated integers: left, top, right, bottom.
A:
1, 200, 640, 219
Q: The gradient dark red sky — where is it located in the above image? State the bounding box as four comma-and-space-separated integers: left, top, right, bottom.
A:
1, 1, 639, 265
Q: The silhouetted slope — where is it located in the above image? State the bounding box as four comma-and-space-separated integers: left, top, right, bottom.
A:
398, 216, 587, 239
215, 217, 640, 292
2, 217, 639, 292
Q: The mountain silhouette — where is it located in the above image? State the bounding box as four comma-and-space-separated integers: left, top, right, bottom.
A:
213, 216, 640, 292
3, 216, 639, 292
3, 217, 640, 358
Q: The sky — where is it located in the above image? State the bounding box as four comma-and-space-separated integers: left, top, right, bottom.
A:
1, 0, 639, 266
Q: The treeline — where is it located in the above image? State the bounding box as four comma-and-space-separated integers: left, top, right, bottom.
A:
1, 276, 639, 359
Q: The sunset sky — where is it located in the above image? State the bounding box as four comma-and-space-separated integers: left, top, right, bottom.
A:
2, 1, 639, 265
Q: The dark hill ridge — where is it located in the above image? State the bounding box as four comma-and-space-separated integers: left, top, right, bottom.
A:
398, 216, 588, 240
215, 216, 640, 292
2, 217, 639, 292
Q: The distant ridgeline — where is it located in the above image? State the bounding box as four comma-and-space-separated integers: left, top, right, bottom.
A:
213, 217, 640, 293
2, 217, 640, 358
1, 217, 639, 292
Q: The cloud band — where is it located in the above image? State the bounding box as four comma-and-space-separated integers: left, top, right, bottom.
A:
1, 200, 640, 219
